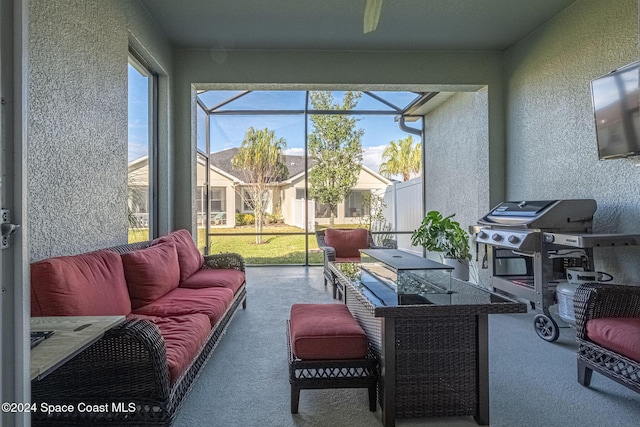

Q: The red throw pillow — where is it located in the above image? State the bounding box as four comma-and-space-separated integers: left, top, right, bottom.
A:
154, 229, 204, 282
121, 242, 180, 309
30, 250, 132, 316
324, 228, 369, 258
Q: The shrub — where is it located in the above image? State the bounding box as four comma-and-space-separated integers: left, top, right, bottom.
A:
235, 213, 255, 226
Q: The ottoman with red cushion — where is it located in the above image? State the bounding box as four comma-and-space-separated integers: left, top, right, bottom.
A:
287, 303, 378, 414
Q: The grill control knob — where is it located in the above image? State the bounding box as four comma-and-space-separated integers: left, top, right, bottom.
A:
508, 235, 520, 244
491, 233, 502, 242
478, 231, 488, 239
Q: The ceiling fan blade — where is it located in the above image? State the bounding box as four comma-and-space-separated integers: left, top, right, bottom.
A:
364, 0, 383, 33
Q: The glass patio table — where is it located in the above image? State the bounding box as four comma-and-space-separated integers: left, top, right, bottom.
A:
329, 249, 526, 427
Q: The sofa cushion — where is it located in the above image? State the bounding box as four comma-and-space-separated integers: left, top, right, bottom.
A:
180, 268, 245, 294
289, 303, 368, 360
586, 317, 640, 362
31, 250, 131, 316
154, 230, 204, 283
129, 313, 211, 384
324, 228, 369, 258
121, 242, 181, 309
133, 287, 234, 326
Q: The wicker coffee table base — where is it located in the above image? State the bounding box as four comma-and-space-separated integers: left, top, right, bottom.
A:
286, 321, 378, 414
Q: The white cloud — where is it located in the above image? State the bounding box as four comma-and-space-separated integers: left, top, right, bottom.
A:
362, 145, 386, 174
283, 147, 305, 156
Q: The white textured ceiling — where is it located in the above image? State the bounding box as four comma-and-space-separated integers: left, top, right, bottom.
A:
139, 0, 578, 51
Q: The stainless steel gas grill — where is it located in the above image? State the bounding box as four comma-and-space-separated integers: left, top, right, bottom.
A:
471, 199, 640, 342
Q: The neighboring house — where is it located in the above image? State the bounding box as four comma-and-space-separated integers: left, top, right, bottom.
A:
127, 156, 151, 227
192, 148, 392, 229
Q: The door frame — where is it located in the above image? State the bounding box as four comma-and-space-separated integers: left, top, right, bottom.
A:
1, 1, 29, 426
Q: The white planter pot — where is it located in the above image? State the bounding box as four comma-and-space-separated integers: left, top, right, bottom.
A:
442, 257, 470, 281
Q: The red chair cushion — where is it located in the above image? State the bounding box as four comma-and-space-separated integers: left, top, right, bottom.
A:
180, 268, 245, 294
586, 317, 640, 362
129, 313, 210, 383
289, 303, 368, 360
30, 250, 131, 317
324, 228, 369, 258
121, 242, 180, 309
132, 287, 234, 326
153, 229, 204, 283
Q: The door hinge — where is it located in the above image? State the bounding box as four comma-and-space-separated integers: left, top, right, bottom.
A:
1, 209, 20, 249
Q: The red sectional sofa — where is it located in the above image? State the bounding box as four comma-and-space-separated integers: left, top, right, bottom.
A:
30, 230, 246, 426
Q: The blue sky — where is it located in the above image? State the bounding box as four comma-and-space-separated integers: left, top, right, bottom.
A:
129, 81, 423, 176
197, 90, 422, 174
128, 64, 149, 162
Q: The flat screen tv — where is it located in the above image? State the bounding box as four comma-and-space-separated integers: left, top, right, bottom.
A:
590, 61, 640, 160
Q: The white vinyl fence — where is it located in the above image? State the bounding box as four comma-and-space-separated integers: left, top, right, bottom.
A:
381, 176, 423, 253
291, 199, 316, 231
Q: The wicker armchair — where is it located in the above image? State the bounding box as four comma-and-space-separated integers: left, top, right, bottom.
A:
574, 283, 640, 395
316, 228, 397, 299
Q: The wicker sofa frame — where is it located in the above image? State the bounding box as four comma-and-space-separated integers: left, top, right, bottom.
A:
574, 283, 640, 395
316, 229, 397, 299
31, 240, 247, 427
286, 320, 378, 414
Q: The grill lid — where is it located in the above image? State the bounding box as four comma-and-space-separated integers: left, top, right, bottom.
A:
488, 200, 555, 217
478, 199, 597, 231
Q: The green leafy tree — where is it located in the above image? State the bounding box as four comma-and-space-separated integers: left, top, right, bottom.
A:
308, 91, 364, 226
232, 127, 288, 244
379, 135, 422, 181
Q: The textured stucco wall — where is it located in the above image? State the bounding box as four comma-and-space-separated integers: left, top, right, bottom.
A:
423, 90, 490, 284
424, 90, 490, 231
505, 0, 640, 281
27, 0, 172, 261
28, 0, 128, 261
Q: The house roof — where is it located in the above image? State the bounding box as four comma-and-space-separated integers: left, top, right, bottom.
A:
211, 147, 391, 187
210, 147, 310, 182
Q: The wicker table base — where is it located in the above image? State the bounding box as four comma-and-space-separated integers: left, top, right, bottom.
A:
330, 259, 526, 427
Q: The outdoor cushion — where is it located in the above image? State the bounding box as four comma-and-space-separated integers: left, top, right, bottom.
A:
153, 229, 204, 283
586, 317, 640, 362
132, 286, 234, 326
180, 268, 245, 294
129, 313, 211, 383
324, 228, 369, 258
290, 303, 368, 360
30, 250, 132, 317
121, 242, 180, 309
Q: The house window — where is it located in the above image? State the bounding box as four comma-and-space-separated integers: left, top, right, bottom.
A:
242, 189, 267, 213
315, 203, 332, 218
210, 187, 226, 212
127, 52, 157, 241
295, 188, 306, 199
345, 190, 370, 218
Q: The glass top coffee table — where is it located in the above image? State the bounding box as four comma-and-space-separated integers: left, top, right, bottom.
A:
329, 249, 526, 427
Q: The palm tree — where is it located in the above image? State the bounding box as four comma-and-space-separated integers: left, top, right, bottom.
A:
232, 127, 288, 244
379, 135, 422, 181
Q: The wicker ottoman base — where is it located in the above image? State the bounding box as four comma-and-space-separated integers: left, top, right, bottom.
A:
286, 320, 378, 414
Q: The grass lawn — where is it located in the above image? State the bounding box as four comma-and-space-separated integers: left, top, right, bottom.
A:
201, 225, 324, 265
129, 224, 365, 265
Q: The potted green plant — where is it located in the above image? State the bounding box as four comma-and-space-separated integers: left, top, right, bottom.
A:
411, 211, 472, 280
